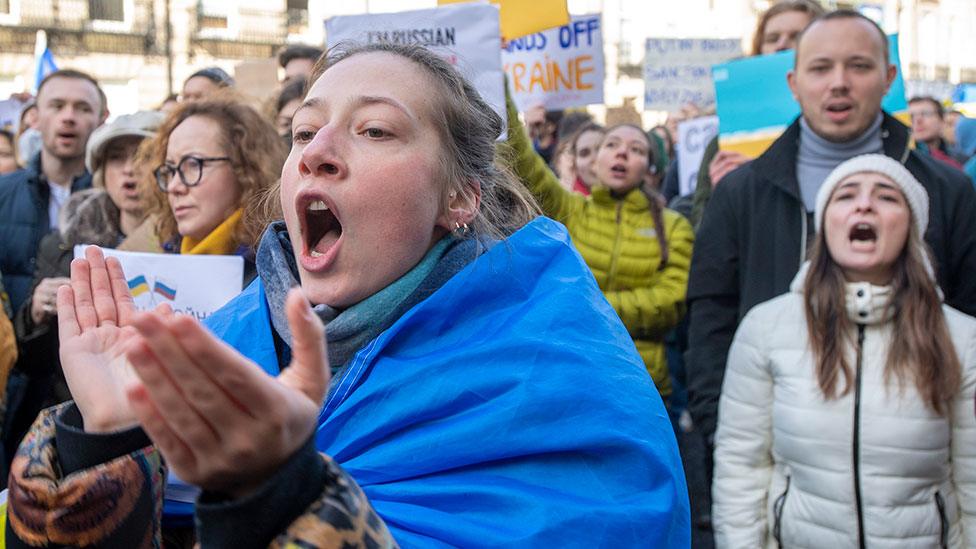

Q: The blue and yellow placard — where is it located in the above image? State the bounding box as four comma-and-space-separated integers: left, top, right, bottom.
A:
714, 34, 908, 157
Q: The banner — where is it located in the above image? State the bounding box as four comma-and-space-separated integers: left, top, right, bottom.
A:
325, 4, 506, 128
676, 115, 719, 197
74, 246, 244, 322
438, 0, 569, 41
643, 38, 741, 112
502, 14, 603, 111
714, 34, 908, 157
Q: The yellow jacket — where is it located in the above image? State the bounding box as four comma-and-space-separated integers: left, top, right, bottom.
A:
504, 102, 694, 396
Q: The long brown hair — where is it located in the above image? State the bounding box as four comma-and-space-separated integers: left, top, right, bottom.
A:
750, 0, 824, 56
139, 92, 286, 249
803, 217, 961, 415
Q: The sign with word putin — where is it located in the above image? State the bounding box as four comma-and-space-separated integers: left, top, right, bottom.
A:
643, 38, 741, 112
325, 3, 506, 128
502, 14, 604, 111
74, 246, 244, 322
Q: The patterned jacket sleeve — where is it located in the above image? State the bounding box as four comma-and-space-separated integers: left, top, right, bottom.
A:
5, 404, 396, 549
5, 403, 165, 549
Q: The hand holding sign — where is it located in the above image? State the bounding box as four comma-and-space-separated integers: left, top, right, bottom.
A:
125, 289, 330, 498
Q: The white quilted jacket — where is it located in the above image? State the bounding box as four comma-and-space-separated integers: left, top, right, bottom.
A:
713, 273, 976, 549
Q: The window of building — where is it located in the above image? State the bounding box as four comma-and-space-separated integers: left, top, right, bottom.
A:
199, 0, 229, 29
90, 0, 124, 21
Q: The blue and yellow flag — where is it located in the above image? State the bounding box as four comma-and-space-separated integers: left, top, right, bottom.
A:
127, 275, 149, 297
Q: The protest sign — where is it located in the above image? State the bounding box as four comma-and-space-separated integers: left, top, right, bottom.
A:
74, 246, 244, 321
643, 38, 741, 112
325, 3, 506, 127
438, 0, 569, 41
676, 115, 719, 197
0, 98, 24, 130
714, 34, 908, 158
501, 14, 603, 111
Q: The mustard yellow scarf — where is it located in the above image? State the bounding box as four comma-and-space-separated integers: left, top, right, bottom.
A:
180, 209, 243, 255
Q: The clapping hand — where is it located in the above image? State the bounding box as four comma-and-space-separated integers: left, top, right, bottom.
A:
124, 288, 331, 498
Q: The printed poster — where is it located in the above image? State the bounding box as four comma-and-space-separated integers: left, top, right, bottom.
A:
74, 246, 244, 322
439, 0, 569, 41
676, 115, 719, 197
643, 38, 742, 112
502, 14, 604, 111
713, 34, 908, 157
326, 3, 506, 128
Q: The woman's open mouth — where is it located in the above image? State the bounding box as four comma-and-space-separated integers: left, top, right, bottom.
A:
299, 196, 343, 271
848, 222, 877, 250
609, 163, 627, 178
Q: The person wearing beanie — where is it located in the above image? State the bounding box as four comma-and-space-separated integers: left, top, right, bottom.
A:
181, 66, 234, 102
713, 153, 976, 548
5, 110, 164, 470
685, 10, 976, 466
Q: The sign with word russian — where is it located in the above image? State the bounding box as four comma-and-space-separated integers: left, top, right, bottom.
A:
325, 3, 506, 127
438, 0, 569, 41
643, 38, 741, 112
676, 115, 719, 197
74, 246, 244, 322
714, 34, 908, 158
502, 14, 603, 111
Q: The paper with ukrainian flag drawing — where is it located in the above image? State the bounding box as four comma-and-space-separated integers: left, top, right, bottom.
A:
713, 34, 908, 158
73, 246, 244, 322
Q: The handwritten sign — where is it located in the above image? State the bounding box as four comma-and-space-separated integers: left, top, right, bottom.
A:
676, 115, 719, 196
643, 38, 741, 112
325, 3, 506, 128
714, 34, 908, 157
74, 246, 244, 322
501, 14, 604, 111
439, 0, 569, 41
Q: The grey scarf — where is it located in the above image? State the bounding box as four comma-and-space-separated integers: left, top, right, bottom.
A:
255, 222, 485, 372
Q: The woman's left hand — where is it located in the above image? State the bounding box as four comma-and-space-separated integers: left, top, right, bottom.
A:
124, 288, 331, 498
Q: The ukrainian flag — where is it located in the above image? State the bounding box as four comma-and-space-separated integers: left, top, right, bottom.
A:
128, 275, 149, 297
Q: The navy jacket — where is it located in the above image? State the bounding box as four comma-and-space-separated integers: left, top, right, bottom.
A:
685, 113, 976, 440
0, 153, 91, 310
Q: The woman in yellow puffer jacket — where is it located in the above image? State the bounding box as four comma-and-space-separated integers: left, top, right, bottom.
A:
506, 99, 694, 396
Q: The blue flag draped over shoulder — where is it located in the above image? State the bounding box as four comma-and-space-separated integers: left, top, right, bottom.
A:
205, 217, 690, 547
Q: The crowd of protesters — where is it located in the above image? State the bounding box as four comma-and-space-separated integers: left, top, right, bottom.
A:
0, 2, 973, 547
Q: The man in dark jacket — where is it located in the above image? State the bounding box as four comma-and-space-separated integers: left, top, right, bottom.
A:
0, 69, 106, 311
686, 10, 976, 448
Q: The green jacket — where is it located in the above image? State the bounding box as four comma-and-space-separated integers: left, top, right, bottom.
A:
504, 100, 694, 396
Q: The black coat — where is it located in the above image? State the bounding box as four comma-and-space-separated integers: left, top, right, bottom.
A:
685, 113, 976, 440
0, 153, 91, 311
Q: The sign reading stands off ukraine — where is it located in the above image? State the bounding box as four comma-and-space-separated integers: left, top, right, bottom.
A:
714, 34, 908, 158
73, 246, 244, 322
501, 14, 604, 111
325, 3, 506, 128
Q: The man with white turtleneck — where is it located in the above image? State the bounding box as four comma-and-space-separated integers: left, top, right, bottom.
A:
685, 9, 976, 456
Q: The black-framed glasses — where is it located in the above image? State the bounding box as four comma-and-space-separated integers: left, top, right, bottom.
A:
154, 155, 231, 192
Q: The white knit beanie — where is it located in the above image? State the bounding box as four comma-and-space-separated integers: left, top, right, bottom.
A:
813, 153, 934, 279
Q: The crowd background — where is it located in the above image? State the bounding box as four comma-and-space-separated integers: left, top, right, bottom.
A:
0, 0, 973, 548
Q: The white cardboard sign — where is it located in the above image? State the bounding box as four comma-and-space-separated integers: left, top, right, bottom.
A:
643, 38, 741, 112
501, 14, 604, 111
326, 3, 506, 129
74, 246, 244, 322
676, 115, 719, 197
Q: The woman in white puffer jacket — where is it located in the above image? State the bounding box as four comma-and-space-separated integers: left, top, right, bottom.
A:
713, 154, 976, 549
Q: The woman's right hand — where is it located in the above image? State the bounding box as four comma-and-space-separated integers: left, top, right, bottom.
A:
57, 246, 146, 433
